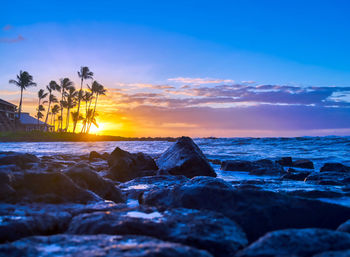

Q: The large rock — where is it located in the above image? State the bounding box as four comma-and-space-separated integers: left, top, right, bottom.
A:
0, 152, 39, 169
321, 163, 350, 173
0, 234, 212, 257
221, 159, 284, 175
337, 219, 350, 233
305, 172, 350, 185
280, 168, 310, 181
293, 159, 314, 169
64, 163, 124, 203
157, 137, 216, 178
9, 172, 99, 203
67, 207, 247, 257
107, 147, 158, 182
141, 176, 350, 242
275, 157, 293, 166
236, 228, 350, 257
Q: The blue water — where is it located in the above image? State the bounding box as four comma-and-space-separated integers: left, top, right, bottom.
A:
1, 137, 349, 170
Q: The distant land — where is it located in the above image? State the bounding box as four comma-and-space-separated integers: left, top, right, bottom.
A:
0, 131, 178, 142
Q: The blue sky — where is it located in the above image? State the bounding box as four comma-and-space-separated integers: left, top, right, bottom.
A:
1, 0, 350, 136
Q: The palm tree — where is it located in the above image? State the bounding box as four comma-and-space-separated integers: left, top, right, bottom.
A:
44, 80, 60, 126
51, 104, 60, 131
58, 78, 74, 131
87, 81, 106, 133
71, 111, 84, 130
80, 90, 93, 133
36, 89, 48, 128
64, 86, 78, 131
73, 66, 93, 133
9, 71, 37, 123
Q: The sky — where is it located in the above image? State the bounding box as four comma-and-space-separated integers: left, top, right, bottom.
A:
1, 0, 350, 137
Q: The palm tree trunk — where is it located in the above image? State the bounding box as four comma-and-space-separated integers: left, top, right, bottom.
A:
17, 87, 24, 128
87, 93, 99, 133
66, 107, 70, 131
73, 78, 83, 133
37, 99, 41, 129
60, 91, 64, 132
44, 94, 51, 127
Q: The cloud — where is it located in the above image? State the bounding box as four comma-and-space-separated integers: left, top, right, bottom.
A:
168, 77, 234, 85
0, 35, 25, 43
2, 25, 12, 31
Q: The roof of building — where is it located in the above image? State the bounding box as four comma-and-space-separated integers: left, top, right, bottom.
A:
0, 98, 17, 107
20, 112, 51, 126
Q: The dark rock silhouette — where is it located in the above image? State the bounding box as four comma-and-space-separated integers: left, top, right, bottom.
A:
157, 137, 216, 178
276, 157, 293, 166
0, 234, 213, 257
293, 159, 314, 169
236, 229, 350, 257
221, 159, 284, 175
107, 147, 158, 182
0, 152, 39, 169
142, 177, 350, 242
321, 163, 350, 173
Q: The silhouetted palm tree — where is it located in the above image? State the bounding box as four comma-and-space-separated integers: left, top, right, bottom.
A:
9, 70, 37, 122
36, 89, 48, 128
63, 86, 78, 131
74, 66, 93, 133
44, 80, 60, 126
58, 78, 73, 131
87, 81, 106, 133
71, 111, 84, 130
51, 104, 60, 132
80, 90, 93, 133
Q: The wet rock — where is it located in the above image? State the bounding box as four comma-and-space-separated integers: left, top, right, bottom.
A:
321, 163, 350, 173
221, 159, 284, 175
236, 228, 350, 257
64, 164, 124, 203
337, 219, 350, 233
68, 207, 247, 256
0, 152, 39, 169
108, 147, 158, 182
0, 211, 71, 243
10, 172, 99, 203
120, 175, 189, 200
208, 159, 222, 165
280, 169, 310, 181
0, 171, 15, 200
276, 157, 293, 166
157, 136, 216, 178
0, 234, 213, 257
287, 190, 344, 199
314, 249, 350, 257
89, 151, 103, 161
305, 172, 349, 185
142, 177, 350, 242
293, 159, 314, 169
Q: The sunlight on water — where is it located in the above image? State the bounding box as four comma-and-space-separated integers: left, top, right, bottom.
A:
126, 211, 163, 219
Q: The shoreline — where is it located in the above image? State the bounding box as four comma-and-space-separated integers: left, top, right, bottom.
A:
0, 131, 178, 142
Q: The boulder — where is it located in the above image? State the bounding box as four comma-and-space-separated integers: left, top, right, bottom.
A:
0, 152, 39, 169
67, 207, 247, 256
221, 159, 284, 175
0, 234, 213, 257
280, 169, 310, 181
293, 159, 314, 169
305, 172, 350, 185
142, 177, 350, 242
0, 171, 15, 201
314, 249, 350, 257
10, 172, 99, 203
157, 136, 216, 178
64, 164, 124, 203
337, 219, 350, 233
107, 147, 158, 182
89, 151, 103, 161
237, 228, 350, 257
320, 163, 350, 173
275, 157, 293, 166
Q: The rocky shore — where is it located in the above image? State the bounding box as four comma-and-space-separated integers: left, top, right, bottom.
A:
1, 136, 350, 256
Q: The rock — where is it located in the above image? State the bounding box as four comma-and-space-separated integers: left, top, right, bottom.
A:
221, 159, 284, 175
64, 164, 124, 203
67, 207, 247, 256
89, 151, 103, 161
208, 159, 222, 165
287, 190, 344, 199
142, 177, 350, 242
293, 159, 314, 169
0, 211, 71, 243
0, 152, 39, 169
156, 136, 216, 178
276, 157, 293, 166
337, 219, 350, 233
0, 234, 213, 257
10, 172, 99, 203
321, 163, 350, 173
314, 249, 350, 257
280, 170, 310, 181
236, 228, 350, 257
107, 147, 158, 182
305, 172, 349, 185
0, 171, 15, 201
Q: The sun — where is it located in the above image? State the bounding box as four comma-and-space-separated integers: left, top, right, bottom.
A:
89, 122, 104, 135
